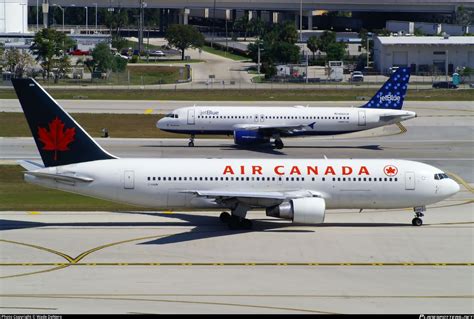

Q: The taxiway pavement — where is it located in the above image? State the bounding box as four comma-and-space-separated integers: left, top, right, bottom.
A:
0, 100, 473, 313
0, 100, 472, 114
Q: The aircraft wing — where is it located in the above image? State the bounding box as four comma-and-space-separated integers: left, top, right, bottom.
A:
233, 123, 316, 136
181, 189, 323, 207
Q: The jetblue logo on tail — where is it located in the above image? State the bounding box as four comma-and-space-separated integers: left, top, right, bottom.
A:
361, 67, 410, 110
379, 94, 401, 104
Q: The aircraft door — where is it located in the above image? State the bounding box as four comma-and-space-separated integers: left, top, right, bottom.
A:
187, 108, 195, 125
124, 170, 135, 189
405, 172, 415, 190
358, 110, 366, 126
260, 114, 265, 122
254, 114, 259, 122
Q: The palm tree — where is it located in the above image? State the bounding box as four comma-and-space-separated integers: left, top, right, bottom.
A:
306, 36, 319, 62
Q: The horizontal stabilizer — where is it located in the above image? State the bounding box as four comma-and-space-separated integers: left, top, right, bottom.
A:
17, 160, 44, 171
24, 171, 94, 183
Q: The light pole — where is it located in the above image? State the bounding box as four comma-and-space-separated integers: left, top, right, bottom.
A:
257, 42, 263, 74
92, 3, 97, 33
299, 0, 302, 42
20, 3, 27, 33
445, 49, 449, 82
305, 50, 308, 83
36, 0, 39, 31
366, 32, 372, 69
85, 6, 88, 34
257, 44, 260, 74
54, 4, 64, 32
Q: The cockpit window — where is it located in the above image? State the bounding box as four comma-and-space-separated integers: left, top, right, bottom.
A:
434, 173, 450, 180
165, 113, 178, 118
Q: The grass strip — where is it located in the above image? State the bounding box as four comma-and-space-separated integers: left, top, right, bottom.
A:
0, 88, 472, 101
201, 45, 250, 61
0, 112, 230, 138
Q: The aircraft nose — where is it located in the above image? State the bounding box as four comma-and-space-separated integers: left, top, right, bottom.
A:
448, 179, 461, 196
156, 118, 164, 129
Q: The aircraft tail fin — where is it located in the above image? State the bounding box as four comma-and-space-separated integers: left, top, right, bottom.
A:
11, 78, 117, 167
360, 67, 410, 110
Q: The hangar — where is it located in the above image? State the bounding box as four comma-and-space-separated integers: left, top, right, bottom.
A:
373, 35, 474, 74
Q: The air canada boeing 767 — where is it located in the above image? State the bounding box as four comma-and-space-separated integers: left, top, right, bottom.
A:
12, 78, 458, 229
157, 67, 416, 149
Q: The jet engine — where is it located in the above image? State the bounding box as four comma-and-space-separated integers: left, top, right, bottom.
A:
233, 129, 269, 145
266, 197, 325, 224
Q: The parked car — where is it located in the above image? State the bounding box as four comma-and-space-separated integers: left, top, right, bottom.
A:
350, 71, 364, 82
147, 49, 166, 57
115, 52, 130, 60
387, 66, 399, 76
69, 49, 90, 56
121, 48, 132, 55
432, 81, 458, 89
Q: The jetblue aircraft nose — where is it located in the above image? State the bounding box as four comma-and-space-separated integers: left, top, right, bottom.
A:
156, 118, 165, 129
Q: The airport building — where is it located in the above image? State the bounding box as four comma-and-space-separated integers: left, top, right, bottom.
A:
0, 0, 28, 33
373, 35, 474, 74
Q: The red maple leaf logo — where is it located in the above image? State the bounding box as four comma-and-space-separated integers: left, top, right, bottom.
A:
37, 117, 76, 161
384, 165, 398, 176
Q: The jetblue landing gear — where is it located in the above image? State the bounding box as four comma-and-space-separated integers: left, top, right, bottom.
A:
411, 206, 426, 226
219, 211, 231, 223
219, 211, 253, 230
274, 138, 284, 150
188, 134, 195, 147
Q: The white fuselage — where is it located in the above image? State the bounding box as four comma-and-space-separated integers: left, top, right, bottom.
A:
26, 158, 459, 211
156, 106, 416, 136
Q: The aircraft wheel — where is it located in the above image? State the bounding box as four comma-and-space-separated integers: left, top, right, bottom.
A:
219, 211, 231, 223
412, 217, 423, 226
188, 141, 194, 147
275, 140, 284, 149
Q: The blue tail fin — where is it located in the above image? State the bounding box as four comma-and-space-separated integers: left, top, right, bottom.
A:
360, 67, 410, 110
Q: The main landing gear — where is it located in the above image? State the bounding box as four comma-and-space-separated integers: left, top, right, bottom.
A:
188, 134, 195, 147
219, 211, 253, 230
274, 137, 284, 150
411, 206, 426, 226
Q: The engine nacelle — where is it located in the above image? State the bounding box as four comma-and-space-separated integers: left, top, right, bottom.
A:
233, 129, 269, 145
266, 197, 326, 224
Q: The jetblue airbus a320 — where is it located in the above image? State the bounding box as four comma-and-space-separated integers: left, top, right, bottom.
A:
157, 67, 416, 149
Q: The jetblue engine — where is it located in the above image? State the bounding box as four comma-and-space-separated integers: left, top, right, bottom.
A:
233, 129, 269, 145
266, 197, 326, 224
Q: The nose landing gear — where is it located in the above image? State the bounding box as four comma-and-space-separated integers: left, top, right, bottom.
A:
188, 134, 195, 147
411, 206, 426, 226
